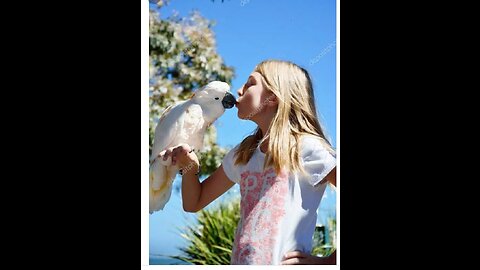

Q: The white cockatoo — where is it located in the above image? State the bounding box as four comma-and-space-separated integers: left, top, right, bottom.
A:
149, 81, 236, 213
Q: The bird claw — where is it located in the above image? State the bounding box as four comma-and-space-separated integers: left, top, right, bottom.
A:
158, 150, 172, 166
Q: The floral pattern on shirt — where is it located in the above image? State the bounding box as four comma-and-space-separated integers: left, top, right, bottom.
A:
231, 167, 289, 264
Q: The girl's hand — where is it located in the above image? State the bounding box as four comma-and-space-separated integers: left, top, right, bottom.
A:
162, 144, 199, 171
281, 250, 335, 265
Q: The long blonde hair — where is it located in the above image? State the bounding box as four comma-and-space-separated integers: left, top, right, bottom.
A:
234, 60, 334, 175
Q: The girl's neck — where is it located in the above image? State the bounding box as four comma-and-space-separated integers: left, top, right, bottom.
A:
257, 113, 274, 137
259, 138, 269, 154
256, 107, 276, 154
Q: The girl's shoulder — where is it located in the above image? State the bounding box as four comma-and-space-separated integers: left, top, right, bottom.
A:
299, 134, 323, 146
298, 135, 336, 187
299, 134, 335, 159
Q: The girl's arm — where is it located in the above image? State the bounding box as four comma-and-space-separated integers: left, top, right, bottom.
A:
281, 250, 336, 265
163, 144, 235, 213
182, 164, 234, 212
325, 166, 336, 187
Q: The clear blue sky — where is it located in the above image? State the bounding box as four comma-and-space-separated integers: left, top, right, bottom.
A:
149, 0, 337, 257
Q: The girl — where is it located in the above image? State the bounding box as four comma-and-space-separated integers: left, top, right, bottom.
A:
162, 60, 336, 265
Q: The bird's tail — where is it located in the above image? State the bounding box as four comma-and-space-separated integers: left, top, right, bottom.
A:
149, 160, 175, 214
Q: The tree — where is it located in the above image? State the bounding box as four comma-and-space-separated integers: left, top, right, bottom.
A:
149, 2, 235, 175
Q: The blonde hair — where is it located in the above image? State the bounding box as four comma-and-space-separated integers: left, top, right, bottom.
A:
234, 60, 334, 175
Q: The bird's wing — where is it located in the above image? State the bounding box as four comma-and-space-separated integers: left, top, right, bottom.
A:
180, 103, 206, 150
151, 101, 207, 161
150, 102, 184, 160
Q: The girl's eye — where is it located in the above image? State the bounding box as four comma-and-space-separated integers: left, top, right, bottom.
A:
215, 97, 219, 100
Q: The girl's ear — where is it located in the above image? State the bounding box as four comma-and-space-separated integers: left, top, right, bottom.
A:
266, 94, 279, 107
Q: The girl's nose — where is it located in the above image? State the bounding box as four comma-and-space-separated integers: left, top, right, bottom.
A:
237, 86, 243, 97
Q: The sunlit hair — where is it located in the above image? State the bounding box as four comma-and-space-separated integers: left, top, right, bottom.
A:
234, 60, 334, 175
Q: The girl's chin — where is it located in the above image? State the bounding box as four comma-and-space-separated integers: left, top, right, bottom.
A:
237, 110, 249, 120
237, 106, 255, 120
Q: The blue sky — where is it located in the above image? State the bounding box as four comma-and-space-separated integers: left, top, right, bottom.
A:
149, 0, 337, 257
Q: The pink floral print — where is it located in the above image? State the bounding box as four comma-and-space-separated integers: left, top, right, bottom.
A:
231, 167, 289, 264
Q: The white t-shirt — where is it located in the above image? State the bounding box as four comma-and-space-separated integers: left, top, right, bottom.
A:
222, 135, 336, 265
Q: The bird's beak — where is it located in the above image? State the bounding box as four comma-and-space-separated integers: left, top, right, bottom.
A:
222, 92, 236, 109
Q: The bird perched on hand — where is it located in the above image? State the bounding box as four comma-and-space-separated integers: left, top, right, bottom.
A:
149, 81, 236, 213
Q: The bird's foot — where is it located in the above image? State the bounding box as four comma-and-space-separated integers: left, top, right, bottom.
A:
158, 150, 172, 166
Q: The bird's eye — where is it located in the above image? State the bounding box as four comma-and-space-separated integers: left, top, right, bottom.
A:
215, 97, 219, 100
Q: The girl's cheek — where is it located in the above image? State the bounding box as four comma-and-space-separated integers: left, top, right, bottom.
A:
238, 104, 249, 118
237, 102, 251, 119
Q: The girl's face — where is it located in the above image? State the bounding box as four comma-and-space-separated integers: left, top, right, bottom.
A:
236, 72, 275, 120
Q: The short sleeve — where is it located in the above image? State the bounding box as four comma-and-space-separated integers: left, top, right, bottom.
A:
222, 145, 241, 184
301, 137, 336, 187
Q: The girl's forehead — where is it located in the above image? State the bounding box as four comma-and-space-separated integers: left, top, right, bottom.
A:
249, 72, 263, 80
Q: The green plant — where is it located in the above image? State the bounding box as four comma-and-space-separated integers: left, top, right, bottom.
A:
311, 217, 336, 257
172, 199, 240, 264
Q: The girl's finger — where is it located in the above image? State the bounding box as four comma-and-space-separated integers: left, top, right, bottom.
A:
171, 147, 181, 165
281, 258, 303, 265
283, 251, 306, 260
